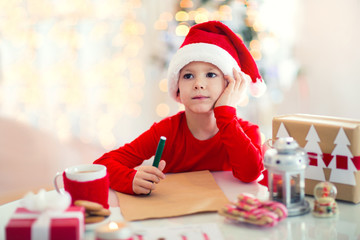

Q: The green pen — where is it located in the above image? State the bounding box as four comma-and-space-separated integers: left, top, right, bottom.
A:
147, 136, 166, 195
152, 136, 166, 168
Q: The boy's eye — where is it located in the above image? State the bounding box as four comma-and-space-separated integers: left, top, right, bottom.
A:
183, 73, 193, 79
206, 72, 217, 78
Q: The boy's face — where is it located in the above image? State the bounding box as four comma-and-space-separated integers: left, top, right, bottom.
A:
176, 61, 226, 113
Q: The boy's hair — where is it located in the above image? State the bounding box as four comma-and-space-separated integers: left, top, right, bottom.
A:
167, 21, 266, 102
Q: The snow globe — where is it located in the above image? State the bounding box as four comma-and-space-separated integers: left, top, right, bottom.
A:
312, 181, 338, 217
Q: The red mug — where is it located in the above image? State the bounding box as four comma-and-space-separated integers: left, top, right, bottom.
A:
54, 164, 109, 209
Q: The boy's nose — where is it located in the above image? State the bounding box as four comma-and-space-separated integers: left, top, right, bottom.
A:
194, 78, 205, 90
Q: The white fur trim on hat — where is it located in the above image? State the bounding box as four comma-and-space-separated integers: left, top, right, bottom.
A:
250, 78, 267, 97
167, 43, 240, 102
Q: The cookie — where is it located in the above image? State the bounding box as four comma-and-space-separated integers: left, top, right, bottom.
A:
89, 208, 111, 217
85, 215, 106, 224
219, 205, 278, 227
74, 200, 103, 211
262, 201, 288, 220
237, 194, 261, 206
219, 193, 287, 227
74, 199, 111, 224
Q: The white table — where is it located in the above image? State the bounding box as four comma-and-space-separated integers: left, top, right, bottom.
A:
1, 171, 360, 240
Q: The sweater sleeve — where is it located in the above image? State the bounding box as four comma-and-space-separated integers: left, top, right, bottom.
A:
214, 106, 263, 182
94, 124, 160, 194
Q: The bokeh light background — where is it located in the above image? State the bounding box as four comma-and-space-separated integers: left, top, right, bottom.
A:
0, 0, 300, 150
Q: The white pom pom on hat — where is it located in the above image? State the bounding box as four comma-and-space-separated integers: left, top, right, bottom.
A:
167, 21, 266, 102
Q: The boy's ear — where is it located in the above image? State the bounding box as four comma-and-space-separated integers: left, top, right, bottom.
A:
176, 90, 182, 103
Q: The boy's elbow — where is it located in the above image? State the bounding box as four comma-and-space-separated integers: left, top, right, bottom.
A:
232, 170, 261, 183
93, 153, 111, 165
93, 158, 103, 165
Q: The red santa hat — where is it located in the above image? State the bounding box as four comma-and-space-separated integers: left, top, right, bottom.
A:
167, 21, 266, 102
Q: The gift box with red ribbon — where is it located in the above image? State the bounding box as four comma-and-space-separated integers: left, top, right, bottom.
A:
6, 206, 85, 240
5, 189, 85, 240
272, 114, 360, 203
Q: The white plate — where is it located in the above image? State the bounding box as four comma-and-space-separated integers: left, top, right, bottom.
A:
85, 216, 111, 231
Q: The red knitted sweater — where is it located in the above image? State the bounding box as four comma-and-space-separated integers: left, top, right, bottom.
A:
94, 106, 264, 194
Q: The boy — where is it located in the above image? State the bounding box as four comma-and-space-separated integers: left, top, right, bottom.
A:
94, 21, 267, 195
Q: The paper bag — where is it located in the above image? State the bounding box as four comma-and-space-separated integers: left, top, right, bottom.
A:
272, 114, 360, 203
116, 170, 229, 221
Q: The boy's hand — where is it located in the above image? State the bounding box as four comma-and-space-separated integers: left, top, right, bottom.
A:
215, 68, 248, 108
133, 160, 166, 195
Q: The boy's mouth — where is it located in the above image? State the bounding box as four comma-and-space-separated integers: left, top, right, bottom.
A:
192, 95, 209, 100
